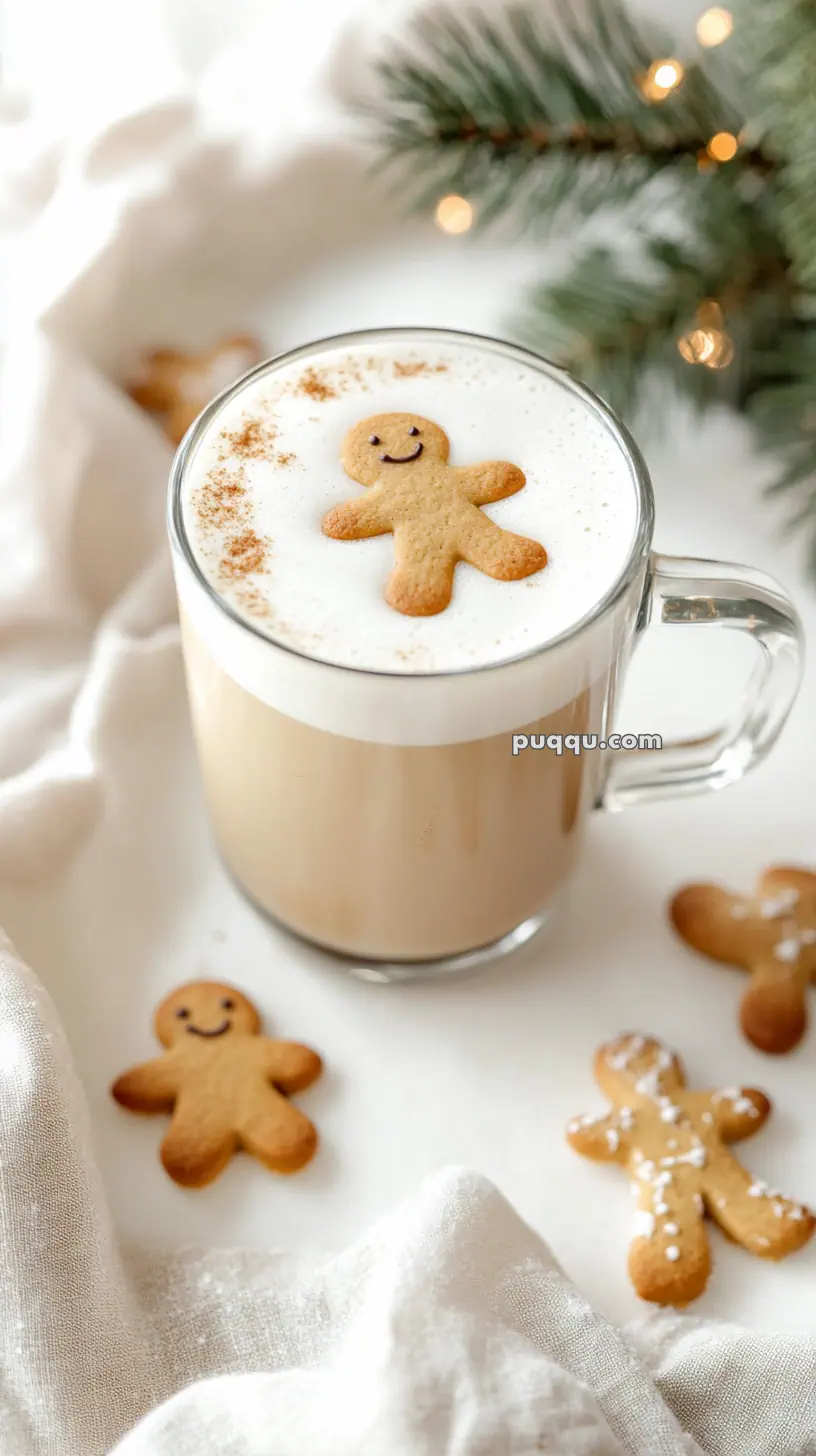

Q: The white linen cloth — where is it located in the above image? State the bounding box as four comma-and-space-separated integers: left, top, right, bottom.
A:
0, 1, 815, 1452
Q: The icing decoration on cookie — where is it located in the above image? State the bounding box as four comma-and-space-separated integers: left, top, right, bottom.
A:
322, 412, 548, 616
111, 981, 322, 1188
670, 866, 816, 1054
128, 335, 262, 446
566, 1033, 814, 1306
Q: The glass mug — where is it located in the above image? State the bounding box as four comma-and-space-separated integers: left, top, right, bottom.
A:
168, 328, 803, 982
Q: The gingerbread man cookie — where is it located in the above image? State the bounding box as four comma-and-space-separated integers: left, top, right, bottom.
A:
128, 335, 262, 446
322, 412, 548, 616
671, 867, 816, 1053
567, 1033, 814, 1306
111, 981, 321, 1188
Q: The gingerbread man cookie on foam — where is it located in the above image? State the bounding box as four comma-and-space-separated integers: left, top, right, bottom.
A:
567, 1033, 814, 1306
322, 413, 548, 616
111, 982, 321, 1188
671, 866, 816, 1054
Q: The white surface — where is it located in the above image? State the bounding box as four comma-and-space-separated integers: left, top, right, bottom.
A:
0, 0, 813, 1369
184, 334, 640, 674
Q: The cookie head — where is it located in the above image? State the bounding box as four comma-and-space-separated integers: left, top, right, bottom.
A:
341, 413, 450, 485
154, 981, 261, 1048
595, 1033, 685, 1102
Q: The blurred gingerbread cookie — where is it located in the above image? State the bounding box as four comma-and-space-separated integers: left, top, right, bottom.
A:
128, 334, 262, 445
671, 866, 816, 1054
567, 1033, 814, 1306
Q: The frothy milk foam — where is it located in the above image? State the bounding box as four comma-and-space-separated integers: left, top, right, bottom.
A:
177, 335, 642, 746
172, 331, 648, 961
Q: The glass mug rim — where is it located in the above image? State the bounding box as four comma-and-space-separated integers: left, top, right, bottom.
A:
167, 324, 655, 683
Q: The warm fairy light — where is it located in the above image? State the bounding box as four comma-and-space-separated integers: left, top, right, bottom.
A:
638, 58, 685, 102
678, 329, 718, 365
707, 333, 734, 369
652, 59, 684, 90
435, 195, 474, 234
696, 8, 734, 46
707, 131, 738, 162
677, 327, 734, 369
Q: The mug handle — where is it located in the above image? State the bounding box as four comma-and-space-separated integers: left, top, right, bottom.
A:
599, 554, 804, 810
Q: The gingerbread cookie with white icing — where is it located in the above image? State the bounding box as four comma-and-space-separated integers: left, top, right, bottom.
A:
567, 1033, 814, 1306
323, 412, 548, 616
671, 867, 816, 1053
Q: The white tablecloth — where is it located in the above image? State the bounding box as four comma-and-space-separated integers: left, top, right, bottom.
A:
0, 0, 815, 1450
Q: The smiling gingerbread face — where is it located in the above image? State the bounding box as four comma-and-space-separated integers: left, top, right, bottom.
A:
154, 980, 261, 1048
341, 412, 450, 486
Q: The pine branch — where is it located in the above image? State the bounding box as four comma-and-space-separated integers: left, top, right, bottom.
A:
374, 1, 757, 227
747, 318, 816, 546
516, 193, 794, 419
370, 0, 816, 568
733, 0, 816, 289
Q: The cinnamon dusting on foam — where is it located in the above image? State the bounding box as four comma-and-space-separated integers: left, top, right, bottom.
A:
223, 417, 277, 460
293, 356, 385, 400
194, 467, 248, 533
295, 367, 338, 402
235, 584, 272, 620
219, 529, 269, 581
393, 360, 448, 378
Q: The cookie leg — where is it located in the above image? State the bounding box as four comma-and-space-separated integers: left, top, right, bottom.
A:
628, 1186, 710, 1306
459, 511, 547, 582
704, 1157, 815, 1258
160, 1110, 237, 1189
239, 1101, 318, 1175
740, 964, 808, 1054
386, 533, 456, 616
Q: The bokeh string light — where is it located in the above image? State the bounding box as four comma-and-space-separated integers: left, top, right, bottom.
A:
677, 301, 734, 370
638, 58, 685, 102
707, 130, 738, 162
696, 7, 734, 47
434, 195, 474, 233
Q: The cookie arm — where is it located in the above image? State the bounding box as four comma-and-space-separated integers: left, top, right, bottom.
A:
263, 1040, 323, 1094
322, 493, 391, 540
566, 1112, 630, 1162
688, 1088, 769, 1142
111, 1056, 180, 1113
758, 865, 816, 901
458, 462, 526, 506
669, 883, 756, 967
